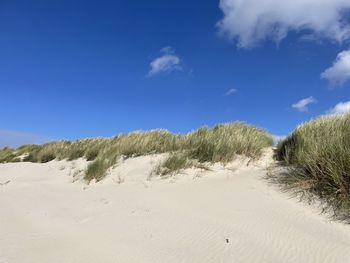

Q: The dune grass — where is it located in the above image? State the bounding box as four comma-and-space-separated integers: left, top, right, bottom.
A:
153, 151, 210, 177
0, 122, 273, 182
153, 152, 196, 177
185, 123, 272, 162
154, 123, 273, 176
0, 147, 20, 163
276, 113, 350, 220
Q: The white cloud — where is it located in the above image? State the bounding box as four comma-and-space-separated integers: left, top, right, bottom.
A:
160, 46, 175, 54
328, 101, 350, 114
292, 96, 317, 112
217, 0, 350, 48
148, 47, 182, 76
224, 88, 238, 96
321, 50, 350, 86
0, 129, 51, 148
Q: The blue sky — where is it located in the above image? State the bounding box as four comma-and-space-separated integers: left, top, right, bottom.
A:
1, 0, 350, 147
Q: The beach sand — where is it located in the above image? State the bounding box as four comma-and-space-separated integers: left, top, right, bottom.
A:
1, 149, 350, 263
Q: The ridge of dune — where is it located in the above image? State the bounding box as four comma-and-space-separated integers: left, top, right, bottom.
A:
0, 148, 350, 263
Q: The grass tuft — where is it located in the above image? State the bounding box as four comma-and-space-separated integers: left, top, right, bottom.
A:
0, 147, 17, 163
85, 148, 100, 161
0, 122, 273, 182
153, 123, 272, 176
153, 152, 193, 176
84, 159, 110, 182
275, 113, 350, 220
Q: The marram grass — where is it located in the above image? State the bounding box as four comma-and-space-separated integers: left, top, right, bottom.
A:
0, 122, 273, 182
152, 151, 209, 177
276, 113, 350, 220
155, 123, 273, 176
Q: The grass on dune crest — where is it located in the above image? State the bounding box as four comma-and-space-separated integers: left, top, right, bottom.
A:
152, 151, 210, 177
154, 123, 273, 176
0, 123, 273, 182
185, 123, 272, 162
276, 113, 350, 220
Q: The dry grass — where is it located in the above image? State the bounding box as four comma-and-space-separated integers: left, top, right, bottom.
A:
0, 122, 273, 182
152, 152, 210, 177
153, 123, 273, 176
276, 113, 350, 220
184, 123, 272, 162
0, 147, 19, 163
153, 152, 194, 177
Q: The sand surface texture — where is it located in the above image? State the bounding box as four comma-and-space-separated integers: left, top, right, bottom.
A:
1, 150, 350, 263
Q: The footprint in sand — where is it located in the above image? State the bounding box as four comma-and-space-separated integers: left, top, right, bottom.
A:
0, 180, 11, 186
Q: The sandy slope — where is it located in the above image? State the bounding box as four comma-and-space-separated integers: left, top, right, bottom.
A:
0, 150, 350, 263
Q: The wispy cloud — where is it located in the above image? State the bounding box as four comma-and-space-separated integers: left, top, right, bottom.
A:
0, 129, 51, 148
159, 46, 175, 54
147, 47, 182, 76
321, 50, 350, 87
224, 88, 238, 96
292, 97, 317, 112
217, 0, 350, 48
328, 101, 350, 115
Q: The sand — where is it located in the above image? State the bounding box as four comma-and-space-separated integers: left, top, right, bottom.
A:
1, 149, 350, 263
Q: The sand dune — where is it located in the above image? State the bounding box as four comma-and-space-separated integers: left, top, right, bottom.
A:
1, 149, 350, 263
